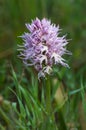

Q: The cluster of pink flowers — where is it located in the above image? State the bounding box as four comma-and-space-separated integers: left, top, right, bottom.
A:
18, 18, 71, 78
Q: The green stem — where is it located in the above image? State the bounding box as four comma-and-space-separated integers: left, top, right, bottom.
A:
46, 76, 51, 114
45, 77, 59, 130
58, 109, 67, 130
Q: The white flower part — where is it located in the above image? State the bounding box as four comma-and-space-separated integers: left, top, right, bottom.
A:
43, 66, 52, 74
38, 70, 45, 79
39, 55, 47, 64
51, 52, 65, 64
41, 45, 48, 54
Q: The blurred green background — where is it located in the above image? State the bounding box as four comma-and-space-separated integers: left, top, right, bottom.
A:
0, 0, 86, 102
0, 0, 86, 68
0, 0, 86, 129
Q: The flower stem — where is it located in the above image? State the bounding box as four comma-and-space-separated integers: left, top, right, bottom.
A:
58, 109, 67, 130
45, 76, 51, 114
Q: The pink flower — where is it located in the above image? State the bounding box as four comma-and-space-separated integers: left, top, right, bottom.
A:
18, 18, 71, 78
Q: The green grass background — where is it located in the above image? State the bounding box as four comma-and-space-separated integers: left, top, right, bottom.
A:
0, 0, 86, 130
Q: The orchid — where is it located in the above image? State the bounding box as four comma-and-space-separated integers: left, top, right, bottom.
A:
18, 18, 71, 78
